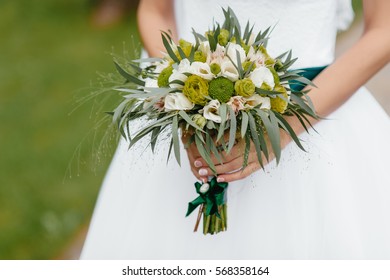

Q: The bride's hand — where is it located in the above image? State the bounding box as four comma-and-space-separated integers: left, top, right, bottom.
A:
182, 133, 278, 183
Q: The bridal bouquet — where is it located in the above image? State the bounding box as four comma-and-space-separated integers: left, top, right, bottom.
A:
108, 8, 318, 234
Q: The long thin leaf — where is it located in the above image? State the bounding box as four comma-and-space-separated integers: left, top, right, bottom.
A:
217, 103, 228, 142
247, 112, 263, 167
178, 110, 204, 132
227, 106, 237, 153
273, 112, 305, 151
161, 32, 180, 63
195, 133, 216, 173
166, 138, 173, 164
114, 62, 145, 86
172, 115, 181, 165
241, 111, 249, 139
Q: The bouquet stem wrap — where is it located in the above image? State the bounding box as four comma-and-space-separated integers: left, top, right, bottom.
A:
186, 177, 228, 234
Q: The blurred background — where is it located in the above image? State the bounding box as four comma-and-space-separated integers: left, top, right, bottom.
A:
0, 0, 388, 259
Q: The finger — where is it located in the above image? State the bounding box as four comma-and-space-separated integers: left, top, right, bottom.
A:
196, 148, 259, 177
193, 140, 246, 168
216, 161, 261, 183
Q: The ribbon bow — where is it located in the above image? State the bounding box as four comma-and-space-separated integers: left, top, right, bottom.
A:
186, 177, 228, 218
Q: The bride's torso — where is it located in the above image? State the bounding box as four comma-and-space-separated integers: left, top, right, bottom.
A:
174, 0, 354, 68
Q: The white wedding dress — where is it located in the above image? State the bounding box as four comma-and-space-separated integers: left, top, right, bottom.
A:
81, 0, 390, 259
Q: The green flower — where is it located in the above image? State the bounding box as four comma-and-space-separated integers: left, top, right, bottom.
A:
183, 75, 209, 105
271, 85, 289, 113
218, 29, 230, 46
209, 77, 234, 103
192, 114, 207, 129
210, 63, 221, 75
194, 50, 207, 62
234, 78, 255, 97
157, 66, 173, 87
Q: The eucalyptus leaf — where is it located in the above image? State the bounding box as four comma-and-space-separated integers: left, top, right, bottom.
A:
274, 112, 305, 151
247, 112, 264, 167
227, 105, 237, 153
217, 103, 228, 142
172, 115, 181, 165
114, 62, 145, 86
241, 111, 249, 139
179, 110, 204, 132
195, 133, 216, 173
161, 32, 180, 63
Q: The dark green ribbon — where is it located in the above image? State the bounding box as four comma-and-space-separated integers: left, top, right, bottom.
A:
289, 66, 327, 92
186, 177, 228, 218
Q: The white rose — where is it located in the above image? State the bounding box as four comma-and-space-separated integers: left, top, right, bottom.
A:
220, 60, 239, 81
203, 100, 222, 123
189, 62, 214, 80
244, 94, 271, 110
168, 59, 191, 88
249, 66, 275, 89
164, 92, 194, 111
226, 42, 246, 66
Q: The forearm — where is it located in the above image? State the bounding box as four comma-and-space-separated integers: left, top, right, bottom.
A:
284, 17, 390, 145
137, 0, 177, 57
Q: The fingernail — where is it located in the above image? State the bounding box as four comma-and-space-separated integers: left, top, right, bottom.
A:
199, 168, 208, 176
194, 160, 202, 167
217, 177, 225, 183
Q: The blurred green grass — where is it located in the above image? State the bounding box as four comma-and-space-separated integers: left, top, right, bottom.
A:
0, 0, 139, 259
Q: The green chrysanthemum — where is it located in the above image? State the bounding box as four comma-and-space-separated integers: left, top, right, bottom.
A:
210, 63, 221, 75
183, 75, 209, 105
209, 77, 234, 103
271, 85, 289, 113
194, 50, 207, 62
218, 29, 230, 46
234, 78, 255, 97
157, 66, 173, 87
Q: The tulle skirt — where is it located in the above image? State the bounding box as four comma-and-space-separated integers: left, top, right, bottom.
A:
81, 87, 390, 259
